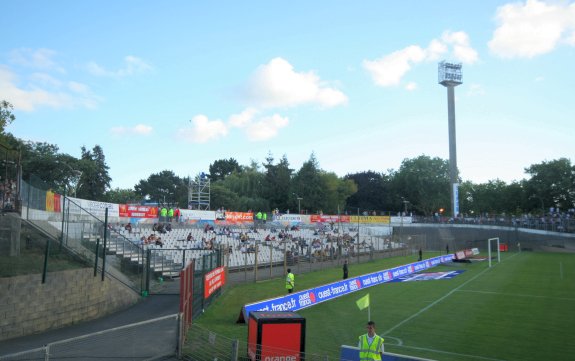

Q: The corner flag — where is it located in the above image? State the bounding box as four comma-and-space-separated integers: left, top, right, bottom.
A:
356, 293, 370, 310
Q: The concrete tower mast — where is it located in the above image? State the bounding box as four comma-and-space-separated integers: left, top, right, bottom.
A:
438, 61, 462, 218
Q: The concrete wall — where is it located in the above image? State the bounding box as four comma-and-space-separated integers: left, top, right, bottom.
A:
0, 268, 139, 341
0, 213, 21, 257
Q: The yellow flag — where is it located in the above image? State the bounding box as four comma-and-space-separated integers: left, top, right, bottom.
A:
356, 293, 370, 310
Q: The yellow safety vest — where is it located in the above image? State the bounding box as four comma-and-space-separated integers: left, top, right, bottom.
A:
286, 273, 294, 289
359, 334, 384, 361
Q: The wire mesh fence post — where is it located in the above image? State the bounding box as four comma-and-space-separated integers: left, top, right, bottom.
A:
254, 244, 258, 282
101, 207, 108, 282
231, 339, 239, 361
269, 244, 273, 279
42, 238, 50, 284
93, 238, 100, 277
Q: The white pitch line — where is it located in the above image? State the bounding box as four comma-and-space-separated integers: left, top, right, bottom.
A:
383, 252, 520, 336
393, 344, 508, 361
456, 289, 575, 302
382, 266, 490, 335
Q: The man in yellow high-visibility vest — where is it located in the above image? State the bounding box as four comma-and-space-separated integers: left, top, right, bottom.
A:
285, 268, 295, 293
358, 321, 384, 360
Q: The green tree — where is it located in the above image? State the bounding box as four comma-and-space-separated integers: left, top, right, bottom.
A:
524, 158, 575, 213
391, 155, 450, 216
320, 171, 358, 213
221, 161, 267, 211
263, 153, 293, 212
76, 145, 111, 201
0, 100, 16, 133
344, 171, 389, 212
135, 170, 184, 206
292, 153, 325, 214
106, 188, 140, 204
14, 138, 81, 194
210, 183, 240, 211
209, 158, 241, 181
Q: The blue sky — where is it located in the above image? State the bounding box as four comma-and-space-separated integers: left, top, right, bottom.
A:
2, 0, 574, 189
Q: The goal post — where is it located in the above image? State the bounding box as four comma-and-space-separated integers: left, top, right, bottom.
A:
487, 237, 501, 268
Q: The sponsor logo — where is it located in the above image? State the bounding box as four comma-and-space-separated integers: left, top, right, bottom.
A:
264, 356, 297, 361
383, 271, 392, 281
270, 298, 296, 311
349, 279, 360, 291
298, 293, 314, 307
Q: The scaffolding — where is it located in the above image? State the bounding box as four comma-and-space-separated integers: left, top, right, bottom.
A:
188, 172, 210, 210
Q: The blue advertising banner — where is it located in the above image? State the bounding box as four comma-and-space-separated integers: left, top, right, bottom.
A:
388, 270, 465, 283
239, 255, 454, 322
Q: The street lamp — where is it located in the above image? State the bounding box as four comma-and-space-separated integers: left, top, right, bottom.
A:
293, 193, 303, 214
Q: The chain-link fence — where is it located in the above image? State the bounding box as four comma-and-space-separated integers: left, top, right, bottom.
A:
0, 314, 180, 361
182, 323, 335, 361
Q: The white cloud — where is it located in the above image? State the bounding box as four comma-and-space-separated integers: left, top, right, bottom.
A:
405, 82, 418, 91
244, 57, 348, 108
535, 76, 545, 82
244, 114, 289, 141
363, 45, 426, 87
364, 31, 478, 88
0, 66, 99, 111
179, 115, 228, 143
488, 0, 575, 58
229, 107, 258, 128
9, 48, 64, 72
110, 124, 153, 136
441, 31, 479, 64
87, 55, 152, 77
425, 39, 449, 61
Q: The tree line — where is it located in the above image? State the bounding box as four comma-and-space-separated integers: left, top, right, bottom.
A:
1, 100, 574, 216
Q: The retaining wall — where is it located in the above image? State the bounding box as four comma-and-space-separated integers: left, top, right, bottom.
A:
0, 268, 139, 341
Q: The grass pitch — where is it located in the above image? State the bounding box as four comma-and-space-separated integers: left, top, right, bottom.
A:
195, 251, 575, 361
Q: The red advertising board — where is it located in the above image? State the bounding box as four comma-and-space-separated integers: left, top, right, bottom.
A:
247, 311, 305, 361
204, 266, 226, 299
119, 204, 159, 218
310, 214, 350, 223
223, 211, 254, 224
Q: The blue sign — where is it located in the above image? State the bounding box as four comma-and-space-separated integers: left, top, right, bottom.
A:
240, 255, 454, 321
389, 270, 465, 282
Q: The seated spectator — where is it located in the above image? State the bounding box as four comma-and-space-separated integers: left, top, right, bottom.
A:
155, 237, 163, 247
166, 223, 172, 232
186, 232, 193, 242
124, 223, 133, 233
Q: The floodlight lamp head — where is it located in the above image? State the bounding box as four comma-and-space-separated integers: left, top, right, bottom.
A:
438, 61, 462, 87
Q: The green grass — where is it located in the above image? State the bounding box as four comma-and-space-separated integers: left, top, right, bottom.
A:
195, 251, 575, 361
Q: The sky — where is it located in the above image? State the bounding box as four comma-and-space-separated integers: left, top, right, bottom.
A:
1, 0, 574, 190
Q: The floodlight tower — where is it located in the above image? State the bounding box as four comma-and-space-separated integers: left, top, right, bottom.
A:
438, 61, 462, 218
